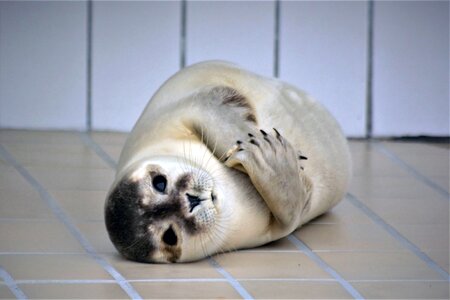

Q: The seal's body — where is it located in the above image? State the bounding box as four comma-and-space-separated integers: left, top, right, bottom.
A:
105, 61, 351, 263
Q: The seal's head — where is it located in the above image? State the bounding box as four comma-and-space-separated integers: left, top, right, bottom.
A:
105, 157, 224, 263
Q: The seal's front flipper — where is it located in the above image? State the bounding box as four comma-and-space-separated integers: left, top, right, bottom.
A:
224, 128, 312, 235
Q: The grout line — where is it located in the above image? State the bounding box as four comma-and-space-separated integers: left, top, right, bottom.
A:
86, 0, 93, 131
287, 235, 364, 299
180, 0, 187, 69
80, 134, 255, 299
365, 0, 374, 139
7, 277, 450, 286
273, 0, 281, 78
373, 142, 449, 201
16, 280, 117, 285
0, 267, 28, 299
208, 258, 254, 300
0, 145, 142, 300
348, 279, 449, 283
346, 193, 450, 281
238, 278, 335, 282
78, 132, 117, 169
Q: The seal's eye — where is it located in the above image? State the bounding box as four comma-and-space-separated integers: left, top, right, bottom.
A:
152, 175, 167, 193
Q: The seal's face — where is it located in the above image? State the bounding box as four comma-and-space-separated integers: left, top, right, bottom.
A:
105, 159, 221, 263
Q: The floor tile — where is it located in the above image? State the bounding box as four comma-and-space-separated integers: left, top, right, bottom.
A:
353, 281, 449, 299
50, 190, 107, 221
295, 223, 403, 251
98, 145, 123, 162
242, 281, 351, 299
132, 281, 241, 299
214, 252, 331, 279
0, 189, 54, 219
0, 130, 80, 145
0, 169, 34, 191
394, 224, 449, 251
382, 141, 450, 177
0, 255, 112, 280
430, 175, 449, 192
310, 199, 373, 224
247, 236, 298, 251
3, 143, 109, 169
357, 196, 449, 225
425, 250, 450, 273
318, 251, 443, 280
1, 132, 448, 299
0, 221, 83, 253
20, 283, 128, 299
350, 176, 444, 201
105, 254, 222, 279
0, 284, 15, 299
351, 151, 406, 177
89, 132, 128, 146
27, 166, 114, 191
76, 222, 117, 254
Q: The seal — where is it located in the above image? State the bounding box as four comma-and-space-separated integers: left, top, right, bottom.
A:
105, 61, 351, 263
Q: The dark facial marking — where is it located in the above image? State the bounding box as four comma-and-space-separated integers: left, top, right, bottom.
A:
105, 179, 155, 262
142, 198, 182, 221
176, 173, 192, 191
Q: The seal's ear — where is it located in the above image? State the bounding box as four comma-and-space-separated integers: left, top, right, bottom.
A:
105, 179, 155, 262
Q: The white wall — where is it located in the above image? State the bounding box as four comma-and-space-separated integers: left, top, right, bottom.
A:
373, 1, 449, 137
186, 1, 275, 77
0, 1, 87, 130
0, 1, 448, 137
279, 1, 368, 137
92, 1, 180, 131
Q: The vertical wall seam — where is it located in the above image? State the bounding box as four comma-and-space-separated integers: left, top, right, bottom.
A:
180, 0, 187, 69
273, 0, 281, 78
86, 0, 93, 131
365, 0, 374, 139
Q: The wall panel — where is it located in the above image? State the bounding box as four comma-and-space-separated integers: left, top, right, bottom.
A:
372, 1, 449, 137
186, 1, 275, 77
279, 1, 368, 137
92, 1, 180, 131
0, 1, 87, 130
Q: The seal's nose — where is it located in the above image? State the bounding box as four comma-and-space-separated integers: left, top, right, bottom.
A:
186, 193, 203, 212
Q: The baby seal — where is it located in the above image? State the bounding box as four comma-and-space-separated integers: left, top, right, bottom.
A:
105, 61, 351, 263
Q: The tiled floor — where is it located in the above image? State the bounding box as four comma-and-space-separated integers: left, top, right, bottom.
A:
0, 130, 448, 299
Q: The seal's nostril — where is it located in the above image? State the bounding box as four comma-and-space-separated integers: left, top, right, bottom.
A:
186, 193, 202, 212
162, 226, 177, 246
